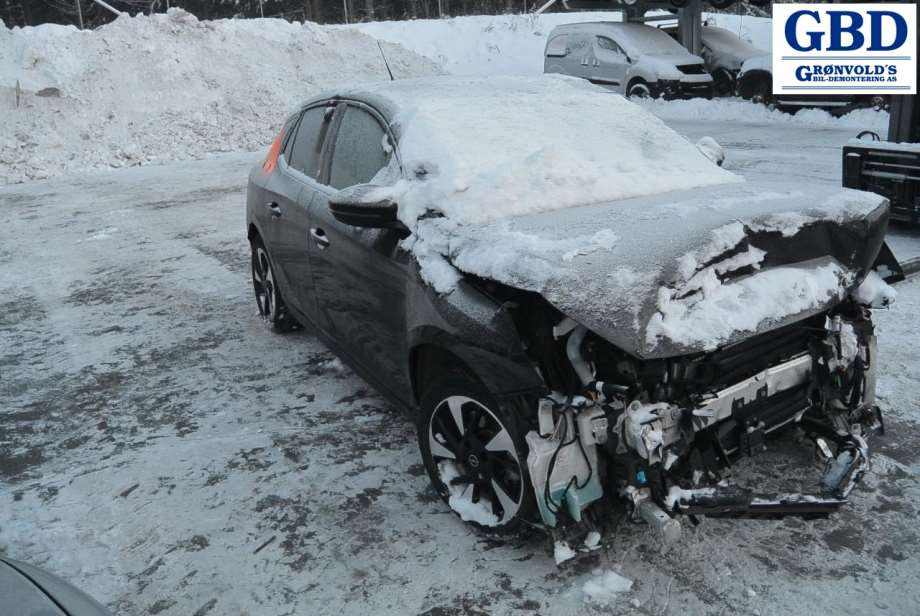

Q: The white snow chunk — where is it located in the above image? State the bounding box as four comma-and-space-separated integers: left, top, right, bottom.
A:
648, 260, 853, 352
438, 461, 499, 527
358, 75, 740, 230
696, 136, 725, 166
853, 270, 897, 308
554, 540, 577, 565
584, 530, 602, 550
582, 570, 634, 605
665, 486, 716, 510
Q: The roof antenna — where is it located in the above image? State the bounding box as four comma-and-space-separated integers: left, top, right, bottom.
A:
377, 41, 395, 81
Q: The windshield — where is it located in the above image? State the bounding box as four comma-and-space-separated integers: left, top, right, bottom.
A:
614, 25, 688, 56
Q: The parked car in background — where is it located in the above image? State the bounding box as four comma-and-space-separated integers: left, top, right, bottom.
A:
738, 53, 887, 114
1, 556, 111, 616
660, 23, 766, 96
247, 75, 899, 554
544, 22, 713, 99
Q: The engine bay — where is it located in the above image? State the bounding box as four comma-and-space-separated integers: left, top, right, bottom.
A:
505, 273, 894, 562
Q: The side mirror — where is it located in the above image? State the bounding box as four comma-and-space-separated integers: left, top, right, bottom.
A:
328, 184, 407, 231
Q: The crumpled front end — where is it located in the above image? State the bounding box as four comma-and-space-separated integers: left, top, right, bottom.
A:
510, 267, 897, 562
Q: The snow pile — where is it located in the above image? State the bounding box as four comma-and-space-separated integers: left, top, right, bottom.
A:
636, 97, 889, 132
582, 569, 634, 605
347, 11, 772, 76
366, 75, 740, 229
0, 9, 441, 183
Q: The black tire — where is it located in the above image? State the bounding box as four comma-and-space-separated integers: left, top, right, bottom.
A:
712, 69, 734, 98
417, 375, 536, 533
750, 76, 773, 105
250, 235, 299, 333
626, 80, 651, 99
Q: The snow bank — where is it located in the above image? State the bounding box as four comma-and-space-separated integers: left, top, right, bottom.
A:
346, 11, 772, 76
0, 9, 441, 183
365, 75, 740, 228
635, 97, 889, 132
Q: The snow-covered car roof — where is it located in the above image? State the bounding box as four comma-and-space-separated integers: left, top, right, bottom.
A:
330, 75, 740, 228
553, 22, 694, 58
701, 26, 764, 60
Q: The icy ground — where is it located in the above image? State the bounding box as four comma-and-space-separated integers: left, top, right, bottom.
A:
1, 110, 919, 616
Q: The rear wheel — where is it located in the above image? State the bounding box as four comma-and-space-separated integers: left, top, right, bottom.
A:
417, 375, 535, 532
250, 236, 299, 332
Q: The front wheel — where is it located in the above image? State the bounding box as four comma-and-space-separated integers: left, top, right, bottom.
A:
626, 81, 651, 99
250, 236, 299, 332
417, 376, 535, 532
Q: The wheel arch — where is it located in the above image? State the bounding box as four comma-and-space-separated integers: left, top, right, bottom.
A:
408, 335, 546, 410
738, 69, 772, 99
247, 222, 262, 243
410, 343, 480, 406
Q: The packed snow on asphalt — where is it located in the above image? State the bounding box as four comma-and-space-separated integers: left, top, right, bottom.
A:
2, 10, 920, 616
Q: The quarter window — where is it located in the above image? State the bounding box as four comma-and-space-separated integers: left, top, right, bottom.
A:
287, 106, 330, 180
329, 106, 391, 190
546, 34, 568, 57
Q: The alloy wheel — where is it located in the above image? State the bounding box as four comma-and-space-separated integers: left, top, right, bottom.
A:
252, 246, 278, 321
427, 395, 524, 525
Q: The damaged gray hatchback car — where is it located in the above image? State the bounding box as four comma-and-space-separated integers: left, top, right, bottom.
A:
246, 75, 902, 556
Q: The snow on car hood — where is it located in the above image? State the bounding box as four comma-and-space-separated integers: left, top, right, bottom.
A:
701, 26, 766, 71
361, 75, 740, 227
638, 52, 706, 80
410, 182, 889, 359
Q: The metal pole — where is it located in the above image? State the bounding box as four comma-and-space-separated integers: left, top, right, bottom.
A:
437, 0, 442, 18
91, 0, 123, 16
258, 0, 264, 17
534, 0, 556, 15
75, 0, 84, 28
343, 0, 349, 23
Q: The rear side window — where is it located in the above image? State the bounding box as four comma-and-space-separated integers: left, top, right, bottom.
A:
329, 106, 390, 190
287, 106, 329, 180
546, 34, 568, 57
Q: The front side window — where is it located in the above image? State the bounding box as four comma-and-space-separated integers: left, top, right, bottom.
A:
329, 106, 390, 190
287, 106, 330, 180
546, 35, 568, 57
596, 36, 625, 56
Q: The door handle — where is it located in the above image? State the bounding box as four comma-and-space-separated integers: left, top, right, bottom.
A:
310, 227, 330, 249
266, 201, 282, 218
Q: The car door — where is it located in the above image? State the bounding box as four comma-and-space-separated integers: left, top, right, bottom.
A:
308, 102, 411, 398
270, 102, 337, 321
571, 33, 594, 81
592, 35, 630, 90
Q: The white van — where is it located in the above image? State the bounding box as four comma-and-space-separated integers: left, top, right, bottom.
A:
544, 22, 713, 99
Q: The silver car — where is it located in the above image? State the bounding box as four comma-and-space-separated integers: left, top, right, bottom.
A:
660, 24, 766, 96
544, 22, 713, 99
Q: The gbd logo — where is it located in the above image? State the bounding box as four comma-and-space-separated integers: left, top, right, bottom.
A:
784, 9, 908, 52
773, 4, 917, 95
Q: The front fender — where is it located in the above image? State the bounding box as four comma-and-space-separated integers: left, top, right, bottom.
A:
406, 271, 545, 400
